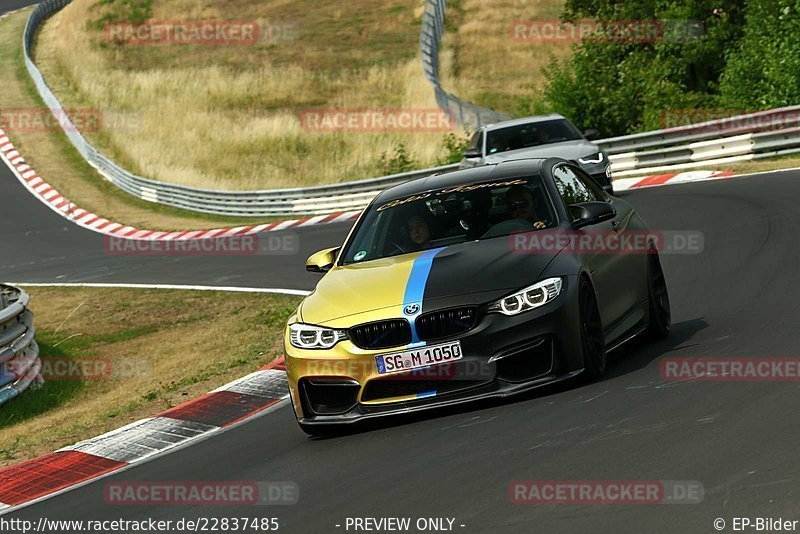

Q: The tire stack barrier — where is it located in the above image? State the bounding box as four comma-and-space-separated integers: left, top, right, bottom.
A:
0, 285, 41, 407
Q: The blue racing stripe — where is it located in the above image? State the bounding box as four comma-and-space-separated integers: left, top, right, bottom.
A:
403, 247, 445, 345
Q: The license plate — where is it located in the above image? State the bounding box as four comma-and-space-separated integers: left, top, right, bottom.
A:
375, 341, 462, 375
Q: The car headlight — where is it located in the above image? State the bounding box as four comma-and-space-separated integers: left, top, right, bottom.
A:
488, 277, 563, 316
289, 323, 348, 349
578, 152, 604, 165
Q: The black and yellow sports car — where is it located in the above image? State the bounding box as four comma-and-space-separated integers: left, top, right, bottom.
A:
285, 158, 670, 435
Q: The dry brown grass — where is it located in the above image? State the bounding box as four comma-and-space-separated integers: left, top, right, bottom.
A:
33, 0, 456, 190
441, 0, 571, 115
0, 9, 265, 231
714, 156, 800, 176
0, 286, 298, 465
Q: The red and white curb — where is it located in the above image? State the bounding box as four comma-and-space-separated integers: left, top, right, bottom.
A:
0, 128, 361, 240
0, 8, 25, 21
612, 170, 737, 191
2, 122, 745, 239
0, 358, 290, 514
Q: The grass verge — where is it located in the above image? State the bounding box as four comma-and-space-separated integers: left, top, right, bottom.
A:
33, 0, 455, 190
440, 0, 571, 116
0, 286, 298, 466
714, 155, 800, 176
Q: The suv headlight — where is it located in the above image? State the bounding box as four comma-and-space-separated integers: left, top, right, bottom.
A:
578, 152, 604, 165
488, 277, 563, 316
289, 323, 348, 349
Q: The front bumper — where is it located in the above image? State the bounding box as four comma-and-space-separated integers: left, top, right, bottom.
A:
285, 276, 584, 426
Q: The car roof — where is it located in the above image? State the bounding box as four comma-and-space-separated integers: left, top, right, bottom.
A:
481, 114, 567, 132
374, 158, 559, 204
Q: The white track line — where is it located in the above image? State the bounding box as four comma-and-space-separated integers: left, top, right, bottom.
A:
8, 282, 311, 296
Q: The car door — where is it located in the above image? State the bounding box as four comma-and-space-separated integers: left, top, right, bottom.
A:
551, 164, 642, 342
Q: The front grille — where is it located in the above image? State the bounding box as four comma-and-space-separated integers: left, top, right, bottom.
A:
348, 319, 411, 350
362, 377, 486, 402
416, 306, 478, 341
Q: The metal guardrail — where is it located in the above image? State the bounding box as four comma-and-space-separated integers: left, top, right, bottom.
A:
598, 107, 800, 155
607, 124, 800, 177
0, 285, 41, 407
22, 0, 459, 217
20, 0, 800, 220
420, 0, 510, 128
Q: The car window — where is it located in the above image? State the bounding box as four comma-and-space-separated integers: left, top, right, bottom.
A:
571, 165, 607, 199
485, 119, 582, 155
340, 175, 557, 264
552, 165, 604, 216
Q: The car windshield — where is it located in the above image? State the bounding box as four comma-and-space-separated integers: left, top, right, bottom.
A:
340, 175, 557, 264
485, 119, 582, 155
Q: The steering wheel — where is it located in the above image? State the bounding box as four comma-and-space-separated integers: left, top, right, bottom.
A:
389, 241, 409, 254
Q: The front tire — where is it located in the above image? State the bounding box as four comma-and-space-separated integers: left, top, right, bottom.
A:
579, 278, 606, 380
646, 248, 671, 340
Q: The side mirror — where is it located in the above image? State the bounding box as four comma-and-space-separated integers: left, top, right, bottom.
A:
571, 201, 616, 228
306, 247, 340, 273
463, 148, 482, 159
583, 128, 601, 141
602, 184, 614, 195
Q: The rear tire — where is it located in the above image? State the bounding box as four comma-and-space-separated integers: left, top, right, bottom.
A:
646, 248, 671, 340
579, 278, 606, 380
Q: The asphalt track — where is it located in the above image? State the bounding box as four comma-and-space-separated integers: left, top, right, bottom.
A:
6, 3, 800, 532
0, 150, 344, 291
7, 151, 800, 531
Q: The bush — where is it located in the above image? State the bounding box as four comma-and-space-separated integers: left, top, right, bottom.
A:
436, 132, 471, 165
719, 0, 800, 109
534, 1, 750, 135
378, 143, 418, 175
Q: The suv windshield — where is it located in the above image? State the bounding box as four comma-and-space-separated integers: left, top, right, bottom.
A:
340, 176, 557, 264
486, 119, 582, 155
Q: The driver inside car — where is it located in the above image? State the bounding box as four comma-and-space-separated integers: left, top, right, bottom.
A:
505, 185, 547, 229
406, 213, 433, 250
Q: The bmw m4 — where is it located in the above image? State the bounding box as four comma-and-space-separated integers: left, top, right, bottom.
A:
284, 158, 670, 435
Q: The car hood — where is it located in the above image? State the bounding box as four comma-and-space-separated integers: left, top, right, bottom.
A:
300, 237, 564, 325
484, 139, 599, 164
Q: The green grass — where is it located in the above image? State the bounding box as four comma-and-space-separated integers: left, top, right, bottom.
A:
0, 286, 299, 465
